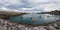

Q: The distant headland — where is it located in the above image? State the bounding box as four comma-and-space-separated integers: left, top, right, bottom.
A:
37, 10, 60, 15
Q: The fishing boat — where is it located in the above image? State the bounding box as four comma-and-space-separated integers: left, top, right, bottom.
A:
39, 16, 41, 18
30, 17, 35, 22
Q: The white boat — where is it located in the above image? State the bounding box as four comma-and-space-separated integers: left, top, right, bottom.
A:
30, 17, 35, 22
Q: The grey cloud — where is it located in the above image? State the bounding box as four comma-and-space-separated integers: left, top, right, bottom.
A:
0, 0, 60, 12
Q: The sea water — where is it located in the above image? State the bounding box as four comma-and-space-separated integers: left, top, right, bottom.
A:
8, 14, 60, 25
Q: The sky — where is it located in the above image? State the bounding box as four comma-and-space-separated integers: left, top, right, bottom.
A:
0, 0, 60, 13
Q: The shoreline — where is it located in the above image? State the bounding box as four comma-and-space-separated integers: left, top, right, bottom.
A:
0, 18, 60, 30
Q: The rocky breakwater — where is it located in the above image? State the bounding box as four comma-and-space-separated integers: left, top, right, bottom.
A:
0, 18, 60, 30
0, 11, 28, 19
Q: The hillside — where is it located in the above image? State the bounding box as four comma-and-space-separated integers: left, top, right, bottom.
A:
0, 11, 28, 19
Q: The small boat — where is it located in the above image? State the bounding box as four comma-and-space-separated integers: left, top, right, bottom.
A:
30, 17, 35, 22
39, 16, 41, 18
47, 16, 50, 18
20, 17, 23, 19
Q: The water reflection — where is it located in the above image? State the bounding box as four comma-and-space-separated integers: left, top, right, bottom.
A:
8, 14, 60, 26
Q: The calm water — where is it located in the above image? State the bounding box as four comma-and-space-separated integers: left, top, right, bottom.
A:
8, 14, 60, 25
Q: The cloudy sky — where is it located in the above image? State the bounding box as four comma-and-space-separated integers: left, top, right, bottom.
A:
0, 0, 60, 13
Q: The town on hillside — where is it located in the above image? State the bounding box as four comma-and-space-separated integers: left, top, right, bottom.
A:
37, 10, 60, 15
